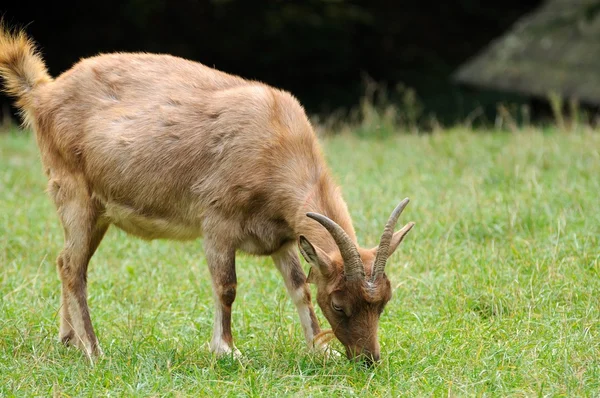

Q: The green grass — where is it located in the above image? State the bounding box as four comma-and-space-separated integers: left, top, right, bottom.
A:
1, 126, 599, 396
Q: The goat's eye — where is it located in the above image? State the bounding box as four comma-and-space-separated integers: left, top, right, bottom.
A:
331, 302, 343, 313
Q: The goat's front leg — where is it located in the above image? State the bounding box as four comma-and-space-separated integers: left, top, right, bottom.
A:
272, 245, 322, 349
204, 240, 241, 358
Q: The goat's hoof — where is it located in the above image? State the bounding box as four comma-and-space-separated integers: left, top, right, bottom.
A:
312, 330, 341, 359
211, 341, 242, 360
59, 332, 74, 346
79, 341, 104, 363
59, 333, 104, 362
318, 344, 342, 359
232, 347, 242, 360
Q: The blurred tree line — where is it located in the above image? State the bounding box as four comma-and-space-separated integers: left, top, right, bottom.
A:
1, 0, 541, 127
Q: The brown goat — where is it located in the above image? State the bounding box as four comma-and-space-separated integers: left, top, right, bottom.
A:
0, 28, 414, 364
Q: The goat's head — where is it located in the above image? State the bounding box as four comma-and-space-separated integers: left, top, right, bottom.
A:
298, 198, 414, 366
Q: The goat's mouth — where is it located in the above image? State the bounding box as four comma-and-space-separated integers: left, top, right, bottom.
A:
345, 346, 381, 367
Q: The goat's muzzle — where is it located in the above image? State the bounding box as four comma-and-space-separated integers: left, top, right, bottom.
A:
346, 344, 381, 367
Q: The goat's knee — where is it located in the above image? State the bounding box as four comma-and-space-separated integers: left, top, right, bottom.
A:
218, 283, 237, 308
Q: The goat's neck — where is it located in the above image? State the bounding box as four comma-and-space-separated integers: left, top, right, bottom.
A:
293, 174, 357, 254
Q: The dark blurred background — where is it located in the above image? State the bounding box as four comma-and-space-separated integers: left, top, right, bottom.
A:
4, 0, 589, 128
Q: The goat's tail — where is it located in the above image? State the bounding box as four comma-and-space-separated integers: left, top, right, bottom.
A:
0, 25, 52, 128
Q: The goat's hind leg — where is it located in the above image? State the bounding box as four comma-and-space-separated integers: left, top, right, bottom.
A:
49, 176, 108, 360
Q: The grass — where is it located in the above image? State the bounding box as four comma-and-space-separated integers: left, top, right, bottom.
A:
1, 126, 599, 396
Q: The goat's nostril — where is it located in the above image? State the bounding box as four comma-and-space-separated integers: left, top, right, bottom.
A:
362, 356, 375, 368
361, 351, 380, 367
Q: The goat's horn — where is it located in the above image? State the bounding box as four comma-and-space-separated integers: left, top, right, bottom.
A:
372, 198, 410, 281
306, 212, 364, 280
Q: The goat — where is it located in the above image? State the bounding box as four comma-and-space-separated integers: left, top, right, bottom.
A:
0, 27, 415, 365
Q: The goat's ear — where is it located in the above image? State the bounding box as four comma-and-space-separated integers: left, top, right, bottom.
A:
389, 222, 415, 255
299, 235, 319, 264
298, 235, 332, 283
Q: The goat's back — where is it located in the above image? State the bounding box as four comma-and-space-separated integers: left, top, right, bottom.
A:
33, 53, 325, 240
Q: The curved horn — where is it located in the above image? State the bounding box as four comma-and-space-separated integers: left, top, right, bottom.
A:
306, 212, 364, 280
372, 198, 410, 281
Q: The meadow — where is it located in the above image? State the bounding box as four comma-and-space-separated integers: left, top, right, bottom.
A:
1, 126, 598, 396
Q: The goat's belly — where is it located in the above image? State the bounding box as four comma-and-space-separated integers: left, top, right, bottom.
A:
103, 202, 202, 241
